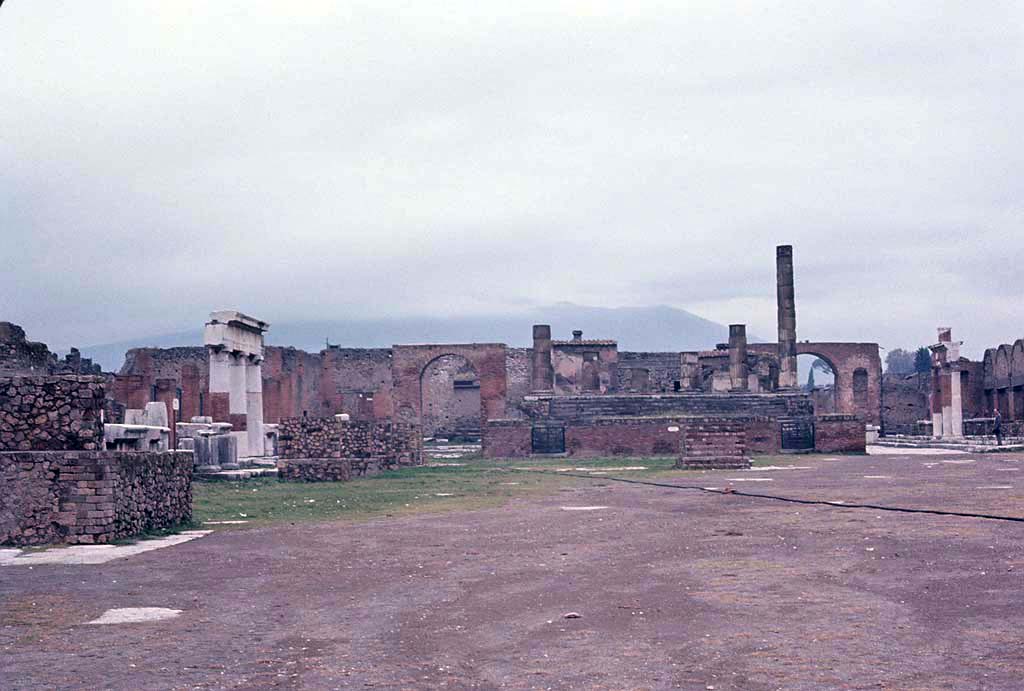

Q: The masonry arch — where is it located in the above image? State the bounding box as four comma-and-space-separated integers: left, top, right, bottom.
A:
419, 354, 482, 439
796, 342, 882, 424
797, 352, 837, 414
391, 344, 508, 431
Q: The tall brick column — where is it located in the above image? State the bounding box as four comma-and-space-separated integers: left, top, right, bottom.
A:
728, 324, 748, 391
776, 245, 798, 389
531, 324, 554, 392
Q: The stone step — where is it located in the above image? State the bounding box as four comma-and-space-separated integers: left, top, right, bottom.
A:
196, 467, 279, 482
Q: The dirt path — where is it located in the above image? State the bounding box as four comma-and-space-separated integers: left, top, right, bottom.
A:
4, 452, 1024, 689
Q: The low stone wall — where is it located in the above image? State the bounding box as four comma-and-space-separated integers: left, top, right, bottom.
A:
277, 416, 422, 481
814, 414, 866, 453
277, 457, 351, 482
0, 376, 105, 451
0, 450, 193, 546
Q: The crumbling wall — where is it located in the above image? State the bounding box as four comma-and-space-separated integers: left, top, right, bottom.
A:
617, 352, 682, 393
0, 376, 105, 451
0, 450, 192, 546
504, 348, 532, 418
882, 372, 930, 435
319, 347, 394, 421
552, 341, 617, 395
421, 354, 480, 438
277, 416, 422, 480
0, 322, 55, 375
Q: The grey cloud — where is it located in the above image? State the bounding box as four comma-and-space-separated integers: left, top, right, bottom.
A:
1, 1, 1022, 357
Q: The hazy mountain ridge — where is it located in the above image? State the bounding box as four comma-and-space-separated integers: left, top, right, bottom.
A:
79, 304, 762, 372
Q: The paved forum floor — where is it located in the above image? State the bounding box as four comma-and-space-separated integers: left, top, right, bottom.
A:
4, 452, 1024, 690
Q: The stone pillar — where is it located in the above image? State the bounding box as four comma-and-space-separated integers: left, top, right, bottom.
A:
728, 324, 748, 391
208, 348, 231, 395
228, 354, 247, 415
246, 354, 265, 457
531, 324, 554, 392
776, 245, 798, 389
929, 327, 964, 439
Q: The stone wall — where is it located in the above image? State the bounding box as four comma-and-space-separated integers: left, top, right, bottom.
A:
882, 372, 930, 435
277, 416, 422, 480
420, 354, 481, 438
814, 414, 866, 453
0, 322, 101, 377
616, 352, 683, 393
504, 347, 532, 418
0, 450, 192, 546
0, 376, 105, 451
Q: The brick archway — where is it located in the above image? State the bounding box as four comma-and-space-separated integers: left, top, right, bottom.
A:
391, 344, 507, 427
796, 342, 882, 425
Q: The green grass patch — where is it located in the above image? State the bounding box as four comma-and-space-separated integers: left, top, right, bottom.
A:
193, 453, 838, 528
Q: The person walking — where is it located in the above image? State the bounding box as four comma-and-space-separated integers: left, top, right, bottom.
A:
994, 409, 1003, 446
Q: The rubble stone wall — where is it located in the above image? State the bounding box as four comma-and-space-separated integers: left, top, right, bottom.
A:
277, 416, 423, 480
0, 376, 105, 451
0, 450, 193, 546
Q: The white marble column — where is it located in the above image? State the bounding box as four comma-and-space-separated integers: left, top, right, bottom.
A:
246, 355, 264, 457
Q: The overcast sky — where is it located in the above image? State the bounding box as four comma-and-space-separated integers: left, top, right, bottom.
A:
2, 1, 1021, 357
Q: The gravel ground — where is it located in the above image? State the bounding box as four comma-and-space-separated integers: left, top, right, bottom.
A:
4, 451, 1024, 690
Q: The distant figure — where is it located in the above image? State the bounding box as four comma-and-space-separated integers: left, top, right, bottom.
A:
994, 410, 1003, 446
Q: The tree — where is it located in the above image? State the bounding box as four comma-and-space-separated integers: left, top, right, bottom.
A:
914, 347, 932, 374
885, 348, 916, 375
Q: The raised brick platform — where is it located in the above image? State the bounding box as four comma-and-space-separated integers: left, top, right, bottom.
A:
676, 417, 751, 470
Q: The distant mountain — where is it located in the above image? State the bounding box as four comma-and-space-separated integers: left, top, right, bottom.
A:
80, 304, 761, 372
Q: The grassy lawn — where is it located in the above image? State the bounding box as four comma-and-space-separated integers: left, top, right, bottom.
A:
192, 453, 846, 528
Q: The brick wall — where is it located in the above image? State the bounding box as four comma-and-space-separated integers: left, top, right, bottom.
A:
482, 419, 533, 458
0, 450, 193, 546
566, 417, 682, 457
882, 372, 930, 435
0, 376, 105, 451
814, 414, 866, 453
677, 417, 751, 469
483, 414, 780, 458
277, 416, 423, 480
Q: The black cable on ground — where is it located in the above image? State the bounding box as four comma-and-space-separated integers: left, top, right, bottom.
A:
507, 467, 1024, 524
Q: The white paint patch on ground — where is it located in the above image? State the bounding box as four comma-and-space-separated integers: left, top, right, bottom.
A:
863, 475, 892, 479
996, 468, 1020, 471
0, 531, 211, 566
203, 520, 249, 525
942, 459, 977, 464
560, 506, 609, 511
434, 493, 454, 497
725, 478, 774, 482
87, 607, 182, 624
754, 466, 812, 471
867, 446, 966, 456
574, 466, 647, 471
820, 457, 842, 461
501, 482, 521, 485
587, 471, 608, 475
426, 462, 466, 467
976, 486, 1014, 490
